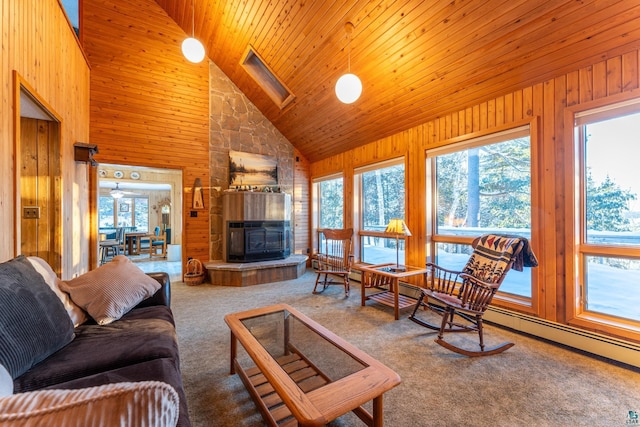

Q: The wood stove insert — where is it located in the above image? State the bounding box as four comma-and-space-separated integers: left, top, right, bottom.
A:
227, 220, 290, 262
222, 192, 292, 263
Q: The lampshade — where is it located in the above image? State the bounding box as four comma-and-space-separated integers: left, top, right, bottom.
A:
335, 73, 362, 104
110, 183, 124, 199
385, 218, 412, 236
182, 37, 205, 63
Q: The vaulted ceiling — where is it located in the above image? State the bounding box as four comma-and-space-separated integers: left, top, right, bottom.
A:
154, 0, 640, 162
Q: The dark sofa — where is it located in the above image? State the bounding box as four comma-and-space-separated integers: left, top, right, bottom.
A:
1, 257, 190, 427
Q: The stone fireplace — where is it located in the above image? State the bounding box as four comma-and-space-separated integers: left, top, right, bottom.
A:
222, 192, 291, 263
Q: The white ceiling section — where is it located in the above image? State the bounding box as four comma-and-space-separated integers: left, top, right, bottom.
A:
99, 181, 172, 191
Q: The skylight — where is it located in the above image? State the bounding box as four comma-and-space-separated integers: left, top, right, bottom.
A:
241, 46, 295, 109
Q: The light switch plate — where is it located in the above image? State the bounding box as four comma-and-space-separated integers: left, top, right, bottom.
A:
23, 206, 40, 219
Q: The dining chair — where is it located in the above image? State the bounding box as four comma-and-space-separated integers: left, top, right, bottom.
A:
149, 226, 167, 258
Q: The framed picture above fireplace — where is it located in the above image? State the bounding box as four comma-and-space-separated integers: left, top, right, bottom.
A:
229, 151, 278, 187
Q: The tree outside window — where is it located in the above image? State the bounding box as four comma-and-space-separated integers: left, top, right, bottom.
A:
430, 129, 533, 298
98, 196, 115, 228
312, 175, 344, 255
361, 164, 405, 231
134, 198, 149, 232
98, 196, 149, 233
319, 178, 343, 229
436, 138, 531, 233
358, 161, 405, 264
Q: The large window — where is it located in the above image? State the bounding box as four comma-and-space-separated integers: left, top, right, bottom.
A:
427, 126, 534, 299
316, 176, 344, 229
98, 196, 149, 233
98, 196, 115, 228
312, 175, 344, 254
574, 103, 640, 325
133, 198, 149, 231
356, 159, 406, 264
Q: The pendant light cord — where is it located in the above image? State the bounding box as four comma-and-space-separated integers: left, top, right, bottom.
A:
345, 22, 354, 73
191, 0, 195, 38
347, 33, 351, 73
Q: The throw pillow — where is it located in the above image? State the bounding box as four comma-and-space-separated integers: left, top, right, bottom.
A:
0, 256, 75, 379
0, 381, 179, 427
59, 256, 161, 325
27, 257, 88, 327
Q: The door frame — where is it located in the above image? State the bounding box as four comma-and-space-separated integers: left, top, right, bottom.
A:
14, 72, 63, 274
95, 164, 183, 272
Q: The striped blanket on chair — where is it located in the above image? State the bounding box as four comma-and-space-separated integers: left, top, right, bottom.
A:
462, 234, 537, 284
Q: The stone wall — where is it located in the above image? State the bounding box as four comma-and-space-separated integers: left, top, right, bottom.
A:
209, 62, 295, 260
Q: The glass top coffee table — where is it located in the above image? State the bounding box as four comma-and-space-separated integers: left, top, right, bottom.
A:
225, 303, 401, 426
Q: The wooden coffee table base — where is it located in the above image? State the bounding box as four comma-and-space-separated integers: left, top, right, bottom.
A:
226, 304, 400, 427
232, 346, 383, 427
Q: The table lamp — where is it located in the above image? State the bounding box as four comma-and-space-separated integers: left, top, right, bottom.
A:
385, 218, 411, 272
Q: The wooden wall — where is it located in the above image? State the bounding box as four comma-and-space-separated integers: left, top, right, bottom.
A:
293, 148, 310, 259
310, 47, 640, 339
0, 0, 90, 278
83, 0, 210, 270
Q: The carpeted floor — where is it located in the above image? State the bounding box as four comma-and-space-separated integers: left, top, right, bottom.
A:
170, 270, 640, 427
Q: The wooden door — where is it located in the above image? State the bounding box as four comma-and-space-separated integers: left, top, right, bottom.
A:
20, 117, 59, 271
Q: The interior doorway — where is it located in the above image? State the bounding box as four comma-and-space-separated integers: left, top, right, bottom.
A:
97, 164, 183, 281
18, 87, 62, 274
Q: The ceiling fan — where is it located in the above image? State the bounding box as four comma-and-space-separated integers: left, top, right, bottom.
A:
109, 183, 141, 199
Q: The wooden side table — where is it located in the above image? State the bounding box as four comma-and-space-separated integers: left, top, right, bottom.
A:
360, 263, 427, 320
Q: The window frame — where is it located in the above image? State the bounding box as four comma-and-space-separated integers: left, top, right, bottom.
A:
311, 173, 344, 254
354, 157, 407, 265
99, 195, 150, 233
566, 96, 640, 339
425, 121, 541, 315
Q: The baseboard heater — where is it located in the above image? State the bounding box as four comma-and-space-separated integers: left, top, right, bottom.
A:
484, 306, 640, 369
342, 266, 640, 369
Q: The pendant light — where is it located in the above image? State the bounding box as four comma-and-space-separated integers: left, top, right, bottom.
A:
182, 0, 205, 63
335, 22, 362, 104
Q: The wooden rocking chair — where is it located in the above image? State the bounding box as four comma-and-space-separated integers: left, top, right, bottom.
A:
313, 228, 354, 297
409, 234, 538, 357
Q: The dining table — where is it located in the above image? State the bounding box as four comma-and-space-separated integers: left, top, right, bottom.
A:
124, 231, 150, 256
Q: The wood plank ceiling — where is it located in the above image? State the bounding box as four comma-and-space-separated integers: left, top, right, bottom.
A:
154, 0, 640, 162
